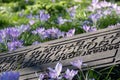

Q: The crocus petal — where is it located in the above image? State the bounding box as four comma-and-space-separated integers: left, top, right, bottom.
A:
71, 59, 83, 69
38, 73, 44, 80
55, 62, 62, 77
64, 69, 78, 80
66, 29, 75, 37
29, 20, 35, 25
39, 10, 50, 21
48, 67, 57, 78
92, 0, 99, 4
48, 63, 62, 79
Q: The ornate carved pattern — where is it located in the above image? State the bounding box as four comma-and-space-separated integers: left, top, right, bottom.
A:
0, 27, 120, 80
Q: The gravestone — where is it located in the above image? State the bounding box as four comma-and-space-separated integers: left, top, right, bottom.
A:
0, 26, 120, 80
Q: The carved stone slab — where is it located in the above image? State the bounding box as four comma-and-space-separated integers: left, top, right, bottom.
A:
0, 26, 120, 80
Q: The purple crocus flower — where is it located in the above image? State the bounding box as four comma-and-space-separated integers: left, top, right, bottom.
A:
27, 13, 33, 19
36, 27, 45, 33
88, 0, 115, 12
115, 6, 120, 14
48, 62, 62, 79
82, 25, 91, 32
89, 14, 102, 24
91, 0, 99, 8
83, 25, 97, 32
46, 28, 57, 38
18, 25, 30, 33
6, 28, 21, 39
89, 27, 97, 32
110, 3, 117, 9
31, 30, 38, 35
88, 0, 100, 12
64, 69, 78, 80
108, 25, 114, 28
88, 6, 96, 12
66, 29, 75, 37
32, 27, 65, 39
103, 9, 111, 15
46, 27, 64, 39
99, 1, 111, 8
116, 23, 120, 26
57, 17, 68, 25
38, 73, 44, 80
71, 59, 83, 69
32, 41, 40, 45
0, 30, 7, 43
0, 30, 6, 39
32, 27, 48, 40
29, 20, 35, 25
39, 10, 50, 21
92, 0, 99, 4
37, 28, 48, 39
96, 10, 102, 14
67, 6, 78, 18
100, 1, 117, 9
7, 40, 23, 51
0, 71, 19, 80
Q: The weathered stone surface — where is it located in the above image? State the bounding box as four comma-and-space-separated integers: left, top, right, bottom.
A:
0, 26, 120, 80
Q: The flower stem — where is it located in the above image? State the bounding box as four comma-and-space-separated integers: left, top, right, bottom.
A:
80, 69, 86, 80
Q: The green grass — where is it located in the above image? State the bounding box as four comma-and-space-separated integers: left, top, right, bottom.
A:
0, 0, 90, 29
